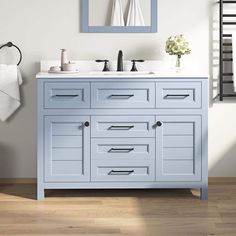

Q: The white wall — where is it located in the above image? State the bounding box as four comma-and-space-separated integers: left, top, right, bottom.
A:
0, 0, 234, 178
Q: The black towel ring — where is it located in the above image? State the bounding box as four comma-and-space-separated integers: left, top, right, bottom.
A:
0, 42, 22, 66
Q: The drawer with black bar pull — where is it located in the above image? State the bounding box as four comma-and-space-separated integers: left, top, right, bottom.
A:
91, 82, 155, 108
91, 138, 155, 160
44, 82, 90, 109
156, 82, 202, 109
91, 116, 155, 138
91, 160, 155, 182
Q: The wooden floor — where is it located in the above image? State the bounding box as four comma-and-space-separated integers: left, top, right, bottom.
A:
0, 182, 235, 236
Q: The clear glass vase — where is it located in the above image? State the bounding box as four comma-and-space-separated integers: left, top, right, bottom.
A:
175, 55, 182, 72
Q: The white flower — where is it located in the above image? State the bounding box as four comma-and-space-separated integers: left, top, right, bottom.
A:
165, 34, 191, 56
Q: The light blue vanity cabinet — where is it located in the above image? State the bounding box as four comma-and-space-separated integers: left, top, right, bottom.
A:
37, 76, 208, 200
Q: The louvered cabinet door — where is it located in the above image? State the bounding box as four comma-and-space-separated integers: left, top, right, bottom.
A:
156, 116, 202, 182
44, 116, 90, 182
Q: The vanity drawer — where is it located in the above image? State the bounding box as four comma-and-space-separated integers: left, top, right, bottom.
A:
44, 82, 90, 109
91, 160, 155, 182
156, 82, 202, 109
91, 82, 155, 108
91, 116, 155, 138
91, 138, 155, 160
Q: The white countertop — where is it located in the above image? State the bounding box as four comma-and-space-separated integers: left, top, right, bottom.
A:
37, 60, 209, 79
36, 71, 209, 79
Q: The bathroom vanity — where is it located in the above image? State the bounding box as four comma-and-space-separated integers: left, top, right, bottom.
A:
37, 72, 208, 200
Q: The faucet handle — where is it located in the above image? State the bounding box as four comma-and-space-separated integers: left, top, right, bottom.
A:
95, 60, 110, 72
131, 60, 145, 72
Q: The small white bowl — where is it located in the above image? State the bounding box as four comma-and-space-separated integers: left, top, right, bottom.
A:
49, 66, 61, 72
63, 62, 77, 72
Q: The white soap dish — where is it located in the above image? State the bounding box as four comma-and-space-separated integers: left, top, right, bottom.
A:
48, 70, 80, 74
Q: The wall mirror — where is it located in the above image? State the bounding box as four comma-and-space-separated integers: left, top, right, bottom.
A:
82, 0, 157, 33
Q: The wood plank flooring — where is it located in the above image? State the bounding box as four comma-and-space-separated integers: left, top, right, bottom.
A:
0, 182, 235, 235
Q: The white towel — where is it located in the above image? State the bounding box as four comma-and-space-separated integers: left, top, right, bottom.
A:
232, 33, 236, 91
126, 0, 145, 26
0, 65, 22, 122
111, 0, 125, 26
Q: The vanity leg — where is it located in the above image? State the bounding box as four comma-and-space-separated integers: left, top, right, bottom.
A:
200, 187, 208, 200
37, 186, 45, 200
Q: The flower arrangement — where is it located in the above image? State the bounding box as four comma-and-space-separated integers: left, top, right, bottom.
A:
165, 34, 191, 69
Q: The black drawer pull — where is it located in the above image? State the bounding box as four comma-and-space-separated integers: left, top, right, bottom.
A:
53, 94, 79, 98
108, 125, 134, 130
109, 170, 134, 175
109, 94, 134, 99
164, 94, 190, 99
108, 148, 134, 153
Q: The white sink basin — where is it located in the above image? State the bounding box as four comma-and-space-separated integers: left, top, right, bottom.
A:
89, 71, 155, 76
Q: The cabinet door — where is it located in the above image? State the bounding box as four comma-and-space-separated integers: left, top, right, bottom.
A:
44, 116, 90, 182
156, 116, 202, 182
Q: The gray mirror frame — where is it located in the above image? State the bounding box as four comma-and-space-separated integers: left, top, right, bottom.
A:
82, 0, 158, 33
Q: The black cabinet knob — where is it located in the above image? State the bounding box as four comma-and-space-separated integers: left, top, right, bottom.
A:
84, 121, 90, 127
156, 121, 162, 127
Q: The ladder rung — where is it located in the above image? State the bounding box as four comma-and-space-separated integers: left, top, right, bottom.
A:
223, 73, 234, 76
223, 22, 236, 25
223, 43, 232, 46
223, 80, 233, 83
223, 94, 236, 97
223, 14, 236, 17
223, 34, 232, 37
223, 58, 233, 61
220, 1, 236, 3
223, 50, 233, 53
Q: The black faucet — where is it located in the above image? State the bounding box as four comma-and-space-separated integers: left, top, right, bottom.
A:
117, 50, 123, 72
